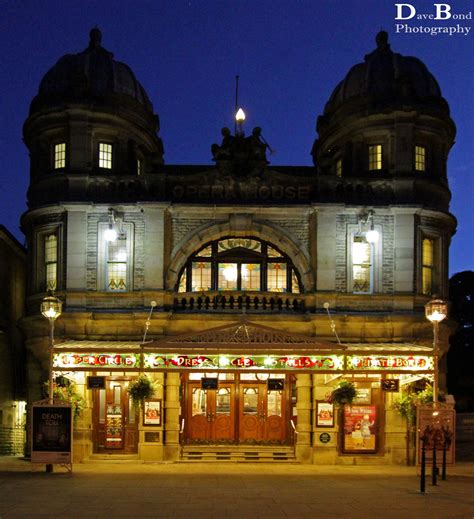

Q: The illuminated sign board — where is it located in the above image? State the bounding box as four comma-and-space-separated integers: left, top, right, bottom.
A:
54, 353, 140, 369
347, 355, 433, 371
52, 352, 433, 372
143, 354, 344, 371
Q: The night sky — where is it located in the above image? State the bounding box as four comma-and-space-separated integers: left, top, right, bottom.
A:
1, 1, 472, 275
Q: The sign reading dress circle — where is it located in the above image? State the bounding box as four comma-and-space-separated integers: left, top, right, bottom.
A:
319, 433, 331, 444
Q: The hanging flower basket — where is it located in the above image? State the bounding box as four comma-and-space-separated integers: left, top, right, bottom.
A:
44, 380, 85, 420
329, 381, 357, 407
128, 375, 155, 408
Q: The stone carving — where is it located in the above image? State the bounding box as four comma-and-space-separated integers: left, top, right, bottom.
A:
211, 126, 271, 176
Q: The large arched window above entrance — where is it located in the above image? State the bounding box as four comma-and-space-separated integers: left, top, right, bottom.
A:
176, 237, 301, 294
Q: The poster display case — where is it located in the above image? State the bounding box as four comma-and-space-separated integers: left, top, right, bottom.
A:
342, 405, 377, 453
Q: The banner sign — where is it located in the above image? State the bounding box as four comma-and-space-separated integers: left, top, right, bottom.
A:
54, 353, 140, 369
143, 354, 345, 371
347, 355, 433, 371
53, 352, 433, 373
31, 401, 72, 464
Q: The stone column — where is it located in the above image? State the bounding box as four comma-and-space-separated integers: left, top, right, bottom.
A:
164, 372, 181, 461
295, 374, 312, 463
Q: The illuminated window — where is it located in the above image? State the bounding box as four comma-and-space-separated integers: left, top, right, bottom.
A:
44, 234, 57, 291
107, 236, 127, 291
335, 158, 342, 177
415, 146, 426, 172
191, 262, 212, 291
137, 159, 142, 175
267, 263, 287, 292
241, 264, 260, 291
54, 143, 66, 169
99, 143, 113, 169
176, 237, 301, 294
368, 145, 382, 171
218, 263, 238, 290
352, 235, 372, 293
422, 238, 434, 295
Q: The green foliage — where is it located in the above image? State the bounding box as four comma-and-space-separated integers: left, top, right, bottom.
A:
45, 380, 86, 420
128, 375, 155, 407
329, 381, 357, 407
393, 384, 436, 426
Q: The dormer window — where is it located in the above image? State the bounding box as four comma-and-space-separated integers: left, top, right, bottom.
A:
99, 143, 113, 169
415, 146, 426, 172
368, 145, 382, 171
54, 143, 66, 169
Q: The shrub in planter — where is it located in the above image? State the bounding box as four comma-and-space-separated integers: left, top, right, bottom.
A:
128, 375, 155, 408
44, 380, 85, 420
329, 381, 357, 407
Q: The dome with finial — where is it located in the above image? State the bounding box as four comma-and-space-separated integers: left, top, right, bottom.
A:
29, 28, 153, 115
319, 31, 449, 128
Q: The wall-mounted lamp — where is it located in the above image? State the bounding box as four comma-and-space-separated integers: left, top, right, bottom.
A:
359, 210, 379, 244
104, 208, 118, 242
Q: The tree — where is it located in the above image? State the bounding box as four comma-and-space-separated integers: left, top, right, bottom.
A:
447, 271, 474, 412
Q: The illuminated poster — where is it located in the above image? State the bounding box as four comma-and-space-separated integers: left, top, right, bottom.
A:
343, 405, 377, 453
31, 402, 72, 464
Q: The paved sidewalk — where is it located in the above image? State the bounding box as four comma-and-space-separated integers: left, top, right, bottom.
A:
0, 458, 473, 518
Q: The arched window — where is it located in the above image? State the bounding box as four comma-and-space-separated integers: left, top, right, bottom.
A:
177, 237, 301, 294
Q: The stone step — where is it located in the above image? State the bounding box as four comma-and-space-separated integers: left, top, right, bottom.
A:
181, 446, 297, 463
86, 454, 143, 463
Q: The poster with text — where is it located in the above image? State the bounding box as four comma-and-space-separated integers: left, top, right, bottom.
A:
31, 401, 72, 464
343, 405, 377, 453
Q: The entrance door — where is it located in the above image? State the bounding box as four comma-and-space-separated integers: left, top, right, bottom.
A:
239, 382, 285, 442
187, 382, 235, 442
93, 377, 138, 453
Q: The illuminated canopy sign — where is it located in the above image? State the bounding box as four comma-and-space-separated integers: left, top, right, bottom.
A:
143, 354, 344, 371
53, 352, 433, 372
347, 355, 434, 371
54, 353, 140, 369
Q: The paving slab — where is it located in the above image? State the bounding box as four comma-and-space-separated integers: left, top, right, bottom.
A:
0, 457, 473, 518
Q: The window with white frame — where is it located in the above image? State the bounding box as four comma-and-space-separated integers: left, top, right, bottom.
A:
351, 234, 373, 293
415, 146, 426, 172
54, 143, 66, 169
368, 144, 382, 171
44, 234, 58, 291
98, 221, 134, 292
99, 143, 113, 169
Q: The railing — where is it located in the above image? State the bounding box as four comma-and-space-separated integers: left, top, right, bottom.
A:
0, 425, 26, 456
173, 292, 306, 313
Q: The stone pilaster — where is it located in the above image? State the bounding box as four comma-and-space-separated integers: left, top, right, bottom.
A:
164, 372, 181, 461
295, 374, 312, 463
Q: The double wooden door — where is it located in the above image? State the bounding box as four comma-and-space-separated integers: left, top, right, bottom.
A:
93, 377, 138, 453
185, 379, 286, 443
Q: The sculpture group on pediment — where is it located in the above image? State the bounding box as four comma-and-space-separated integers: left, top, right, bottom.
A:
211, 126, 271, 175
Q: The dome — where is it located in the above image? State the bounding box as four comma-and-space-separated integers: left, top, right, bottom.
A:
29, 28, 153, 115
322, 31, 449, 122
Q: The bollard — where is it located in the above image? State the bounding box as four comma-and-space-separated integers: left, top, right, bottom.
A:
431, 442, 437, 486
442, 437, 447, 481
420, 437, 426, 493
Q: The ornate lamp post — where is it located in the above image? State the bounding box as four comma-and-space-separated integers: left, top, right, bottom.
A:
235, 108, 246, 136
41, 295, 63, 405
424, 297, 448, 405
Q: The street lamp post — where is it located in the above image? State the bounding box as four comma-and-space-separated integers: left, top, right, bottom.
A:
40, 295, 63, 405
424, 297, 448, 405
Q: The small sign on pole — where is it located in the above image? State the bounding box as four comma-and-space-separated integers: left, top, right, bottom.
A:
31, 399, 72, 467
